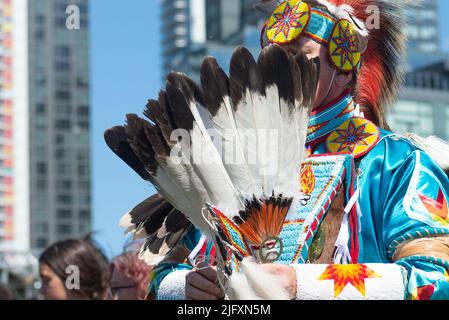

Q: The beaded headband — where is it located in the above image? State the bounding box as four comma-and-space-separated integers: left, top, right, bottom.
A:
260, 0, 365, 72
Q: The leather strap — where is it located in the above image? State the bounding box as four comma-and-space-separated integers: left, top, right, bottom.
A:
392, 236, 449, 264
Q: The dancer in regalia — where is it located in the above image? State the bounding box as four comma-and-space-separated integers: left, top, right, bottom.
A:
105, 0, 449, 300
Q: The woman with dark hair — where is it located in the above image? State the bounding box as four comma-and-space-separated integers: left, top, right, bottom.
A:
108, 251, 152, 300
39, 239, 110, 300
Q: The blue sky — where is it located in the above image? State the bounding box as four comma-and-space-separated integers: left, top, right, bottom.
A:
91, 0, 160, 257
91, 0, 449, 257
440, 0, 449, 51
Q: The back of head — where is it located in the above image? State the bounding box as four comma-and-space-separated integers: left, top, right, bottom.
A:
0, 284, 13, 300
39, 239, 110, 300
110, 251, 152, 300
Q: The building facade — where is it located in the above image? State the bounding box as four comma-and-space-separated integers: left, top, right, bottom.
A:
389, 57, 449, 140
161, 0, 264, 82
406, 0, 440, 53
0, 0, 91, 255
27, 0, 91, 251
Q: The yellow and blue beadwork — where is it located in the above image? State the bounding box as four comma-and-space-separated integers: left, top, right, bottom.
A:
328, 19, 362, 72
266, 0, 311, 44
325, 117, 380, 158
263, 0, 362, 73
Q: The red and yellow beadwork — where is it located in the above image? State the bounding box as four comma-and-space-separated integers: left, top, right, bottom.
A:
318, 264, 381, 297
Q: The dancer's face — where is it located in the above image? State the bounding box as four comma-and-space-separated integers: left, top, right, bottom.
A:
280, 36, 353, 109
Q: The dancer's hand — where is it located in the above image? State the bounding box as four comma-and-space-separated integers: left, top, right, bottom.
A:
185, 262, 225, 300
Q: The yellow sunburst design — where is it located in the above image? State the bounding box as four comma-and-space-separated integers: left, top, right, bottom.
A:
318, 264, 381, 298
328, 19, 361, 72
326, 118, 380, 158
266, 0, 310, 44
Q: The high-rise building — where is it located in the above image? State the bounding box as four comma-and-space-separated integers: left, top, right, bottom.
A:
406, 0, 440, 53
389, 0, 449, 140
161, 0, 264, 82
27, 0, 91, 251
0, 0, 91, 271
0, 0, 17, 251
389, 53, 449, 140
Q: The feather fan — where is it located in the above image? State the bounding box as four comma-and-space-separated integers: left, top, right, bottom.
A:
105, 45, 319, 298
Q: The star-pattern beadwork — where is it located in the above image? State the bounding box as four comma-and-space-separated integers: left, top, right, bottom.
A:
330, 21, 358, 69
319, 264, 381, 298
330, 121, 373, 153
270, 2, 307, 40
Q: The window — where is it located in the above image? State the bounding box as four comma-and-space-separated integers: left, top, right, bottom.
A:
56, 119, 71, 130
36, 179, 47, 189
57, 194, 72, 205
55, 149, 66, 160
37, 238, 47, 248
77, 121, 89, 130
57, 180, 72, 189
79, 209, 90, 219
56, 90, 71, 100
36, 103, 46, 115
55, 62, 71, 72
35, 14, 45, 24
57, 209, 72, 219
55, 17, 66, 28
57, 163, 71, 175
37, 162, 47, 175
57, 224, 72, 234
77, 77, 89, 89
35, 29, 45, 40
55, 135, 64, 144
36, 222, 48, 233
56, 45, 71, 57
77, 105, 89, 117
79, 180, 90, 190
78, 164, 88, 175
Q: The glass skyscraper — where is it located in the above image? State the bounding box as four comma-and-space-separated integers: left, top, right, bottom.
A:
161, 0, 265, 82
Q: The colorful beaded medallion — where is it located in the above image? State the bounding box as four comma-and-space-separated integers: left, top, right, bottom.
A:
328, 19, 362, 72
325, 117, 380, 158
266, 0, 311, 44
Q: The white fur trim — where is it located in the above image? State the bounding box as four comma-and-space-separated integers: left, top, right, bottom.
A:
227, 272, 262, 300
406, 134, 449, 172
227, 257, 291, 300
156, 270, 190, 300
293, 264, 407, 300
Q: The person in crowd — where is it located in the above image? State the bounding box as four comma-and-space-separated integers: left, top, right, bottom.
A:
39, 238, 109, 300
108, 250, 152, 300
0, 283, 13, 300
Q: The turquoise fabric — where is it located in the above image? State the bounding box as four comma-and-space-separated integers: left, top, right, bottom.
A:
307, 93, 355, 144
305, 8, 336, 44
